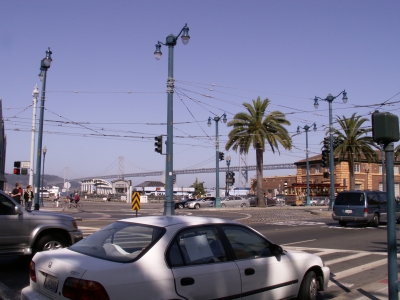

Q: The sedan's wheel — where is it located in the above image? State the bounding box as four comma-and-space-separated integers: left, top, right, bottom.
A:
370, 213, 379, 227
339, 221, 347, 227
298, 271, 317, 300
221, 204, 226, 208
178, 204, 184, 209
34, 234, 68, 254
194, 204, 200, 209
240, 203, 247, 207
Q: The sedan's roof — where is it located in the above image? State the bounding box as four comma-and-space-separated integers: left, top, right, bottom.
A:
118, 215, 238, 227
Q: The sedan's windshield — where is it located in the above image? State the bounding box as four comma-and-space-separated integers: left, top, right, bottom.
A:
69, 221, 165, 262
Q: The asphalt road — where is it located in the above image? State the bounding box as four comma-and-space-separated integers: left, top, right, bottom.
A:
1, 200, 398, 299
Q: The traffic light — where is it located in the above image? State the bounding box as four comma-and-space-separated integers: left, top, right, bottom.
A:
154, 136, 163, 154
321, 150, 329, 168
231, 171, 235, 184
323, 137, 330, 151
219, 152, 224, 161
13, 161, 21, 175
333, 137, 340, 150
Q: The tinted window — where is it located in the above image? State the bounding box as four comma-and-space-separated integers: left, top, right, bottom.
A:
221, 225, 272, 260
335, 193, 365, 206
70, 221, 165, 262
167, 225, 227, 267
367, 193, 379, 205
377, 192, 387, 204
0, 195, 15, 215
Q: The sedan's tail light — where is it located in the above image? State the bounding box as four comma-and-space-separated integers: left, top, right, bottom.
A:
29, 260, 36, 282
62, 277, 109, 300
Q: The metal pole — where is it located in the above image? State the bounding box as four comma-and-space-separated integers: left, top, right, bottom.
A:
29, 86, 38, 187
40, 151, 46, 206
328, 100, 335, 210
384, 142, 398, 299
215, 118, 220, 207
227, 159, 230, 196
34, 70, 47, 210
164, 43, 175, 216
305, 127, 310, 206
381, 144, 385, 191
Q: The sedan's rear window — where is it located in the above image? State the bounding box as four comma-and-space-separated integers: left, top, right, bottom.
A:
335, 193, 365, 206
69, 221, 165, 262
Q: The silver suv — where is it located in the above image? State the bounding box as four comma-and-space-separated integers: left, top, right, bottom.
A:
0, 191, 83, 256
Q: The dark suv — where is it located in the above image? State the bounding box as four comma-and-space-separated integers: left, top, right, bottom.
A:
0, 191, 83, 256
332, 190, 400, 227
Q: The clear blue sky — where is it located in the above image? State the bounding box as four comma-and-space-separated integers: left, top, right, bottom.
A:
1, 1, 399, 188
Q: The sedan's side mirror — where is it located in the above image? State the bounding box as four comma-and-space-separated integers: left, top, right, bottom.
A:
271, 244, 283, 256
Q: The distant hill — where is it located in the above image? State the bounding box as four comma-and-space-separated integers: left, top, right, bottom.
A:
4, 174, 81, 191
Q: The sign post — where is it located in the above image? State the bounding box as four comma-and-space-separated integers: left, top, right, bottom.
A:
131, 192, 141, 217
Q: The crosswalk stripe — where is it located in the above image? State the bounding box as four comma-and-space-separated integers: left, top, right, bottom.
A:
328, 258, 387, 287
324, 252, 370, 265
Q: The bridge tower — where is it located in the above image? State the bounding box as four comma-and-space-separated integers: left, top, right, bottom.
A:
239, 153, 248, 188
118, 156, 125, 179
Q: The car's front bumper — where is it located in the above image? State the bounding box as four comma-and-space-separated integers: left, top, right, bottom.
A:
320, 266, 330, 291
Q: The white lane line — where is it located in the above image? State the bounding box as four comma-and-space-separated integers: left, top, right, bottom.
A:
328, 258, 387, 287
313, 250, 336, 256
281, 239, 316, 246
324, 252, 370, 265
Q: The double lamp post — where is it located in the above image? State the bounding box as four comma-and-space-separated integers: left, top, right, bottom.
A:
297, 123, 317, 206
208, 114, 227, 208
154, 24, 190, 216
313, 90, 348, 210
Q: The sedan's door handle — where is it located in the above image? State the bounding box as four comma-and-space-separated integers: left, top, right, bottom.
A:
181, 277, 195, 286
244, 268, 255, 276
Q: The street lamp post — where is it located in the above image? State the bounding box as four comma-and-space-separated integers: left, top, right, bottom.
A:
226, 155, 231, 196
208, 113, 227, 208
365, 165, 370, 190
154, 24, 190, 216
314, 90, 348, 210
40, 146, 47, 206
34, 48, 52, 210
29, 85, 39, 187
297, 123, 317, 206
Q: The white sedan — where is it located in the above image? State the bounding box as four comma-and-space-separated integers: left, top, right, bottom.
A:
22, 216, 329, 300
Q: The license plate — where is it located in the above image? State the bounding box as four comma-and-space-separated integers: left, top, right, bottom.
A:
344, 209, 353, 214
43, 274, 59, 293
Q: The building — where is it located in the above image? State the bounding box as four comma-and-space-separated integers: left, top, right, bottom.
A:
111, 179, 132, 194
81, 178, 112, 195
251, 150, 400, 199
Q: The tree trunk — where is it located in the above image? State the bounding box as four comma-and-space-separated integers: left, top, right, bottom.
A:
256, 147, 266, 207
348, 157, 355, 190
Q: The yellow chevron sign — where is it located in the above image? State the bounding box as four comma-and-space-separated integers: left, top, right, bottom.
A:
132, 192, 140, 211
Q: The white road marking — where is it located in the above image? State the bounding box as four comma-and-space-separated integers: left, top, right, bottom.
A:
269, 221, 326, 226
324, 252, 370, 265
328, 258, 387, 287
281, 239, 316, 246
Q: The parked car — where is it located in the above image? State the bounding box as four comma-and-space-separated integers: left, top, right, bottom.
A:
248, 197, 285, 207
39, 189, 49, 198
174, 198, 192, 209
22, 215, 330, 300
332, 190, 400, 227
220, 195, 249, 207
186, 197, 215, 209
310, 196, 330, 206
0, 191, 83, 256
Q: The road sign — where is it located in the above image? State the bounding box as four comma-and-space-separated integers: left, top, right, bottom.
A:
64, 182, 71, 189
132, 192, 140, 211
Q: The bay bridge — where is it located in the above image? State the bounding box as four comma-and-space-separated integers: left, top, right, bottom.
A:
68, 163, 297, 183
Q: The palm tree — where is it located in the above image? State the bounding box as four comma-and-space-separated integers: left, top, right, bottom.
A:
225, 97, 292, 206
332, 113, 379, 190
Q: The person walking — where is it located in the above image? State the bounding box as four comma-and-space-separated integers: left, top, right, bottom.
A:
11, 182, 22, 205
24, 185, 34, 210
